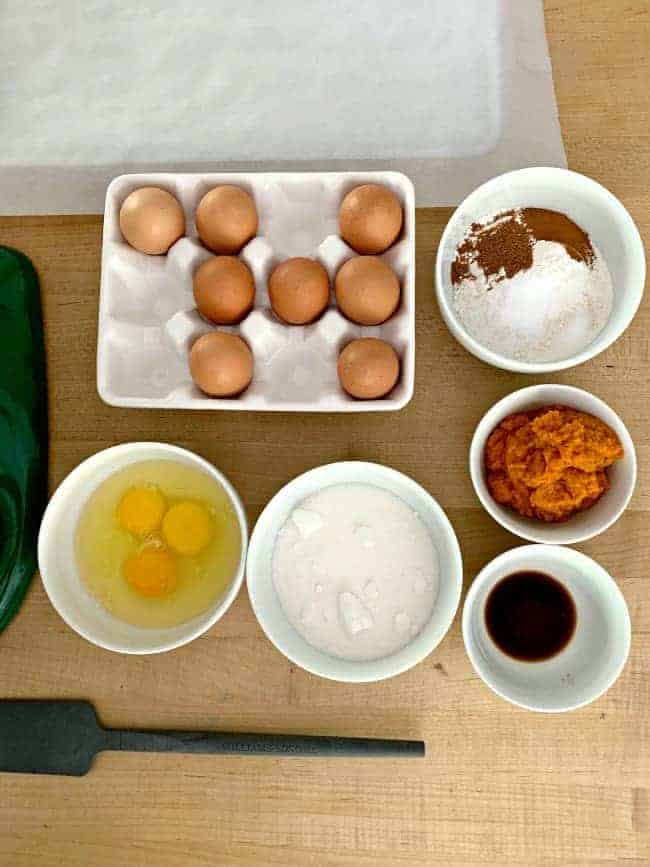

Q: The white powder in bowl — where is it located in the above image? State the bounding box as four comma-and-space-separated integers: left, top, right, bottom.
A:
272, 484, 440, 662
453, 239, 614, 363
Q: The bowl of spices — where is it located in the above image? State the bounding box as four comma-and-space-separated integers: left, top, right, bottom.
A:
462, 545, 631, 712
246, 461, 463, 682
435, 167, 645, 372
469, 384, 637, 545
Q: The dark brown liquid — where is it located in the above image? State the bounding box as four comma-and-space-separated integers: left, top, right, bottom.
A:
485, 571, 576, 662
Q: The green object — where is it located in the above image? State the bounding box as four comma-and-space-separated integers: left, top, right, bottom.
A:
0, 246, 48, 632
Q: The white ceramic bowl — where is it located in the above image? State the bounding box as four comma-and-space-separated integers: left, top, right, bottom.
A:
246, 461, 463, 682
435, 167, 645, 373
470, 384, 636, 545
38, 443, 248, 654
463, 545, 631, 712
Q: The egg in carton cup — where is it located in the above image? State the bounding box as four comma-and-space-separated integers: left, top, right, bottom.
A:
98, 172, 415, 412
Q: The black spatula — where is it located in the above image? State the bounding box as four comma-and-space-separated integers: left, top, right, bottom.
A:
0, 701, 425, 776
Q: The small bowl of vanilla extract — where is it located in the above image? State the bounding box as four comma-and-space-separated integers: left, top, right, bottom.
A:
462, 545, 630, 712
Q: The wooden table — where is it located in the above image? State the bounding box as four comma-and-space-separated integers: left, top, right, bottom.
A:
1, 2, 648, 864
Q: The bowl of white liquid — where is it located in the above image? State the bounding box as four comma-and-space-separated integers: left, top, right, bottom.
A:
246, 461, 463, 682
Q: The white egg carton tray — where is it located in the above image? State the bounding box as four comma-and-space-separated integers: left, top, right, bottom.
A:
98, 171, 415, 412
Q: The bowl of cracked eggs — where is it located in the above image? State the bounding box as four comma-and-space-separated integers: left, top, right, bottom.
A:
38, 442, 248, 654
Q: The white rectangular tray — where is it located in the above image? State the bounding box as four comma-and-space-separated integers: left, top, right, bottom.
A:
0, 0, 565, 212
98, 171, 415, 412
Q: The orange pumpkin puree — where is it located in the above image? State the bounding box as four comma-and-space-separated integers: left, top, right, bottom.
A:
485, 406, 623, 522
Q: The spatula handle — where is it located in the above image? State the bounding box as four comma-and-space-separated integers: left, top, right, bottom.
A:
105, 729, 424, 758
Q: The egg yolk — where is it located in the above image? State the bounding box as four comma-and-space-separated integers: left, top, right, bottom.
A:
162, 501, 213, 556
117, 485, 166, 536
123, 547, 178, 598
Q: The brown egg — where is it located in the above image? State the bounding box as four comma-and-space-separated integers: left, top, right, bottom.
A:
337, 338, 400, 400
119, 187, 185, 255
335, 256, 400, 325
189, 332, 253, 397
195, 186, 258, 254
193, 256, 255, 325
339, 184, 403, 254
268, 257, 330, 325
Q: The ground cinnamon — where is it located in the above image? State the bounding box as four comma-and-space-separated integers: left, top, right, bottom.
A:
451, 208, 594, 285
522, 208, 594, 264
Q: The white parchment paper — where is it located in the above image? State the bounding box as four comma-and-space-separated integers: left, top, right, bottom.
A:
1, 0, 565, 212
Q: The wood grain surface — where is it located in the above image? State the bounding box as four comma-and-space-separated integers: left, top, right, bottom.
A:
1, 2, 649, 865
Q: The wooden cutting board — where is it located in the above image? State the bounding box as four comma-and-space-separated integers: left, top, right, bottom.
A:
0, 2, 648, 864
